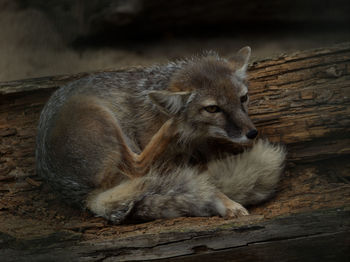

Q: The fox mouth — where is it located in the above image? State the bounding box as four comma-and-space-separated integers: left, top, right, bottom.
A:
228, 135, 252, 144
207, 126, 254, 146
224, 135, 255, 150
207, 135, 253, 153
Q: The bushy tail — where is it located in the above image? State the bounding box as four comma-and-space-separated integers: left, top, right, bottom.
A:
205, 139, 286, 205
87, 139, 286, 223
87, 166, 226, 224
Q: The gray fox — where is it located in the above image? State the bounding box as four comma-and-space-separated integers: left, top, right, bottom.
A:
36, 47, 286, 223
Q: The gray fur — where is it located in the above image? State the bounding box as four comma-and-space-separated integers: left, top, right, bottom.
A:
36, 47, 286, 222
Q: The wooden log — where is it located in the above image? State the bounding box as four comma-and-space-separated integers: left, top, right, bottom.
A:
0, 43, 349, 261
1, 208, 349, 261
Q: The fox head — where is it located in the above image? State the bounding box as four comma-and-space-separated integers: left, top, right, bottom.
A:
148, 46, 257, 144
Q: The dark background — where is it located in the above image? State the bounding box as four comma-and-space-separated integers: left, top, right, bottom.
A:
1, 0, 349, 81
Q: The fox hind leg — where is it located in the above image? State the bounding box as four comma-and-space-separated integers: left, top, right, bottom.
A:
120, 118, 177, 178
216, 192, 249, 218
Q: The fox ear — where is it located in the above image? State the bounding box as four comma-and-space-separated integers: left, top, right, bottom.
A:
148, 90, 193, 115
229, 46, 251, 79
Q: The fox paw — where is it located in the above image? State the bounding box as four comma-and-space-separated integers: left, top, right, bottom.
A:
224, 200, 249, 218
108, 201, 135, 224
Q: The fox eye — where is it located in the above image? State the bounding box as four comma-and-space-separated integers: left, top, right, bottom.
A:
240, 94, 248, 103
204, 105, 221, 113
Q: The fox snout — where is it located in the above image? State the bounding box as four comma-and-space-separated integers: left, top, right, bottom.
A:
242, 117, 258, 140
239, 120, 258, 142
246, 129, 258, 139
224, 115, 258, 143
229, 127, 258, 143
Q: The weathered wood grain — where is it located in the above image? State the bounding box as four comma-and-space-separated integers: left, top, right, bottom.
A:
0, 43, 349, 261
1, 207, 349, 261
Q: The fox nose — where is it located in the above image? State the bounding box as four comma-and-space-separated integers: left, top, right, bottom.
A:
246, 129, 258, 139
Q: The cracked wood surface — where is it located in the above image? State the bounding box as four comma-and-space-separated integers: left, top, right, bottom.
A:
0, 43, 349, 261
1, 207, 349, 261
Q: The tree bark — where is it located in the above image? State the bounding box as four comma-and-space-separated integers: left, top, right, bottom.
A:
0, 43, 349, 261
